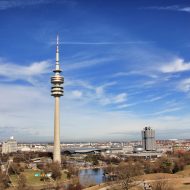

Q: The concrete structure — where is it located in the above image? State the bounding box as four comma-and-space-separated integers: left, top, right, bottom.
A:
51, 35, 64, 163
60, 147, 123, 155
2, 136, 17, 154
142, 127, 156, 151
125, 152, 162, 159
133, 145, 143, 153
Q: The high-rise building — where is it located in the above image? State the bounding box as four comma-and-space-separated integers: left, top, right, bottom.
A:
2, 136, 17, 154
51, 35, 64, 163
142, 126, 156, 151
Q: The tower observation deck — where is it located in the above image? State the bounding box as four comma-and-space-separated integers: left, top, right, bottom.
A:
51, 35, 64, 163
51, 35, 64, 97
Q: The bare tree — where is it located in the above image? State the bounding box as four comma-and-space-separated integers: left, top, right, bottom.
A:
116, 162, 143, 190
66, 164, 79, 179
8, 163, 24, 175
0, 171, 10, 190
17, 173, 33, 190
44, 162, 62, 180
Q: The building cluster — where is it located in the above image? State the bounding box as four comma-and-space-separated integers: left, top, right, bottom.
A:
1, 128, 190, 164
2, 126, 189, 156
0, 126, 158, 160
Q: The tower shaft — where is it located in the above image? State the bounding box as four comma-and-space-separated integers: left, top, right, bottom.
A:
53, 97, 61, 162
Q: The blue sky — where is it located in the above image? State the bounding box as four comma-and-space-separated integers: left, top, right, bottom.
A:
0, 0, 190, 142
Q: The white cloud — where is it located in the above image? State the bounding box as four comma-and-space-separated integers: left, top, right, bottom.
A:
178, 78, 190, 92
0, 82, 129, 141
0, 58, 51, 83
72, 90, 83, 98
160, 58, 190, 73
95, 82, 116, 97
95, 86, 104, 96
0, 84, 52, 140
181, 7, 190, 12
92, 82, 127, 106
66, 79, 127, 106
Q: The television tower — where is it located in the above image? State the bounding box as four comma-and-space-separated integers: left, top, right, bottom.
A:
51, 35, 64, 163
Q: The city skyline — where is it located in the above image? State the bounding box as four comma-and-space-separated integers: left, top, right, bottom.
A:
0, 0, 190, 142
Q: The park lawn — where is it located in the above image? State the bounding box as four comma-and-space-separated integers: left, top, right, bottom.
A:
10, 169, 67, 187
174, 183, 190, 190
10, 169, 45, 186
137, 172, 180, 181
176, 165, 190, 177
164, 177, 190, 190
140, 171, 190, 190
84, 183, 107, 190
25, 169, 44, 185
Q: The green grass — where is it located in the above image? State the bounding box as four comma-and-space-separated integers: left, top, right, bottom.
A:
10, 169, 67, 187
25, 169, 45, 185
10, 169, 45, 186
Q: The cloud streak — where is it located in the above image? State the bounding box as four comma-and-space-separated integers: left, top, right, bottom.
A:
0, 0, 75, 10
64, 57, 113, 71
0, 0, 52, 10
144, 107, 182, 117
144, 5, 190, 13
58, 41, 155, 45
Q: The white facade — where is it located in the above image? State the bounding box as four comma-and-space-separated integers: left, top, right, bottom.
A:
2, 137, 17, 154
